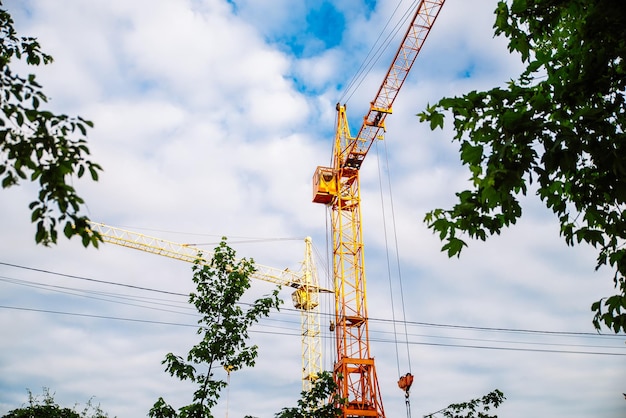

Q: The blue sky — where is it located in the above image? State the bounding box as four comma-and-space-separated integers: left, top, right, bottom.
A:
1, 1, 624, 417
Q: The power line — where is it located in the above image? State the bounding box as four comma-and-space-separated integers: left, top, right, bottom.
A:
1, 304, 623, 357
4, 274, 621, 353
2, 260, 624, 339
0, 261, 186, 296
1, 304, 199, 328
369, 316, 624, 338
0, 275, 197, 317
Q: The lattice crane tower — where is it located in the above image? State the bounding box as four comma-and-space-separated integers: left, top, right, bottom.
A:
312, 1, 446, 417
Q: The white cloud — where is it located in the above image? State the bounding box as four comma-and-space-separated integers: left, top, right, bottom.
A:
1, 1, 624, 418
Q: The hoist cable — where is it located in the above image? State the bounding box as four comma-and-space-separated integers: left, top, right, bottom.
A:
379, 135, 415, 418
325, 204, 336, 368
405, 396, 412, 418
340, 1, 418, 105
383, 138, 413, 373
342, 2, 414, 105
375, 141, 402, 378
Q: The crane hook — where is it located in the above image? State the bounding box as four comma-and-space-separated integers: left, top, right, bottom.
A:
398, 373, 414, 418
398, 372, 414, 399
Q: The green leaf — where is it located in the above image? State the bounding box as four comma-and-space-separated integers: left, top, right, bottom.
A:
63, 222, 74, 238
15, 111, 24, 126
88, 165, 100, 181
460, 141, 484, 166
442, 237, 467, 258
429, 110, 445, 130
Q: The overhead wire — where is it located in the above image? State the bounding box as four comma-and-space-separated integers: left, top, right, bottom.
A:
2, 260, 623, 364
4, 273, 622, 353
2, 260, 623, 339
0, 261, 186, 296
1, 304, 623, 357
2, 270, 623, 354
0, 275, 197, 316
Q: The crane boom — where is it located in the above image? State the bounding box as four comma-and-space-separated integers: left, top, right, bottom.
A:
90, 222, 312, 288
312, 2, 445, 417
88, 221, 327, 390
341, 0, 446, 171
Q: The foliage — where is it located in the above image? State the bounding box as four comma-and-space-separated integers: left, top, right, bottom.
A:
419, 0, 626, 332
274, 371, 345, 418
0, 1, 102, 247
2, 388, 111, 418
425, 390, 506, 418
149, 239, 282, 418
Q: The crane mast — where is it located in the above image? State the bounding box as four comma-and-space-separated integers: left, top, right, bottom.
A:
312, 2, 445, 417
88, 222, 327, 391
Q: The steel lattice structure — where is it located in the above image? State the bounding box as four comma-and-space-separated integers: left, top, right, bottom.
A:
312, 1, 446, 417
88, 222, 327, 391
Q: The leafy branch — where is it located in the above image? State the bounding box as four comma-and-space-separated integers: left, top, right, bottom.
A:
0, 3, 102, 246
149, 239, 282, 418
425, 389, 506, 418
419, 0, 626, 332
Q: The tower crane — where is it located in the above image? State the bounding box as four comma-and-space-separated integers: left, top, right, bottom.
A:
312, 1, 446, 417
88, 221, 329, 391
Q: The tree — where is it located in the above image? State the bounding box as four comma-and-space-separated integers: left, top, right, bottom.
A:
419, 0, 626, 332
0, 2, 102, 247
2, 388, 111, 418
424, 390, 506, 418
274, 371, 344, 418
149, 239, 282, 418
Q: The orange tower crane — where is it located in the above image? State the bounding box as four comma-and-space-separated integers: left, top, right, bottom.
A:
88, 222, 328, 391
312, 1, 446, 417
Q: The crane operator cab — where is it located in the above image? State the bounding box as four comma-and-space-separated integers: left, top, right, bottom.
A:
312, 166, 337, 204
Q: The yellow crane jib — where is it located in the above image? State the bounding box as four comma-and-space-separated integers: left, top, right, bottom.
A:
87, 221, 329, 391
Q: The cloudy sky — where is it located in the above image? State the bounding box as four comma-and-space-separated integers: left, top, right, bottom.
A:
1, 0, 624, 417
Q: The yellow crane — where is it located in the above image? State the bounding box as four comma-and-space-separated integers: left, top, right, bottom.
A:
88, 221, 328, 391
312, 1, 446, 417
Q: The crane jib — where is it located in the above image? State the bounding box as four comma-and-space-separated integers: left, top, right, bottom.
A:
340, 0, 446, 172
87, 221, 329, 392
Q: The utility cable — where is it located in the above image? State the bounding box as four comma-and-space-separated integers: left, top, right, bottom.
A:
2, 260, 623, 338
1, 304, 623, 356
3, 274, 621, 352
0, 275, 197, 316
0, 261, 186, 296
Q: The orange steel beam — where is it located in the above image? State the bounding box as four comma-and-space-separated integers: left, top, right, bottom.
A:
340, 0, 446, 171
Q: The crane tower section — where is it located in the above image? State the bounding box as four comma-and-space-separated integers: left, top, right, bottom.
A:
312, 1, 445, 417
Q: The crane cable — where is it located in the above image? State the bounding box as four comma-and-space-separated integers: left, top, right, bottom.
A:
325, 111, 339, 370
376, 137, 414, 417
339, 0, 419, 106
